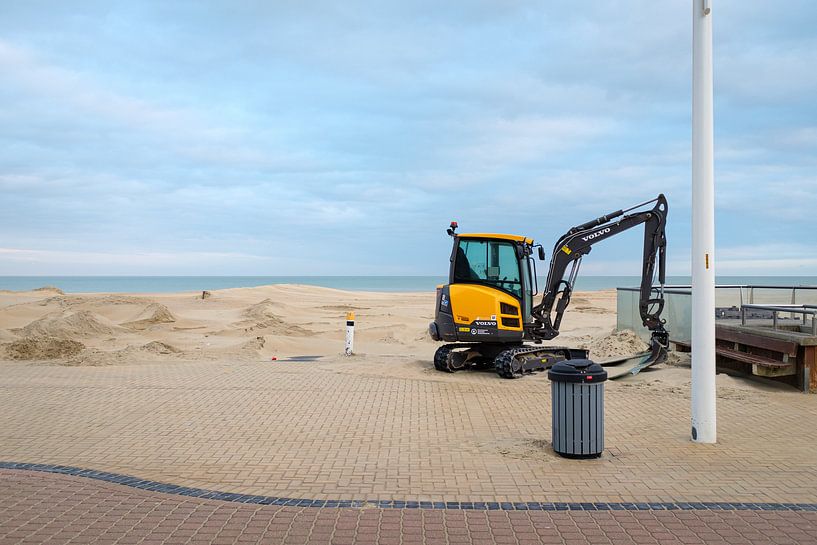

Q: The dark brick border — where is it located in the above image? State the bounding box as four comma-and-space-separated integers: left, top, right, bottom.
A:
3, 462, 816, 512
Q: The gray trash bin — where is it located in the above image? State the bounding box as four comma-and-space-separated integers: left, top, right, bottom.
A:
548, 359, 608, 458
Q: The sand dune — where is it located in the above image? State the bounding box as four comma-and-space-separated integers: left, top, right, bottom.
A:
586, 329, 649, 360
235, 299, 316, 336
121, 303, 176, 330
3, 337, 84, 360
64, 341, 185, 366
14, 310, 123, 338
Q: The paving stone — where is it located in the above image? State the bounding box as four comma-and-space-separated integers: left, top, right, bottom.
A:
5, 468, 815, 545
1, 360, 816, 505
2, 358, 817, 544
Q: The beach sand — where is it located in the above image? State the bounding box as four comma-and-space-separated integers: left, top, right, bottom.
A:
0, 285, 634, 362
0, 284, 790, 395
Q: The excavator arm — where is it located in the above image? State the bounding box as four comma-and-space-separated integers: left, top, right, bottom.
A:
530, 194, 670, 365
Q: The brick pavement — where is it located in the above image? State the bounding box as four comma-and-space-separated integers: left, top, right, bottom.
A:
1, 357, 816, 504
3, 469, 817, 545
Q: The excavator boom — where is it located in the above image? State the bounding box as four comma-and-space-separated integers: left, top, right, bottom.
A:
530, 194, 669, 366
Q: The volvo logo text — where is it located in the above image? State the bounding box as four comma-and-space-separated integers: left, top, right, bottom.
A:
581, 227, 610, 242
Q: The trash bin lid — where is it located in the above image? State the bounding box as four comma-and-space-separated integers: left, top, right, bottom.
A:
548, 359, 608, 383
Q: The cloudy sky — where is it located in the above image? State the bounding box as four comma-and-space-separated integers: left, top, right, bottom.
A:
1, 1, 815, 276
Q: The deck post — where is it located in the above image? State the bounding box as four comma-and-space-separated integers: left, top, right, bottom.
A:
806, 346, 816, 393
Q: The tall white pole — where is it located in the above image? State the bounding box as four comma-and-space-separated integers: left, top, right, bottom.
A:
691, 0, 717, 443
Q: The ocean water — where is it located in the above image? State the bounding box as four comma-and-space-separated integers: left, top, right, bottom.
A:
1, 275, 816, 294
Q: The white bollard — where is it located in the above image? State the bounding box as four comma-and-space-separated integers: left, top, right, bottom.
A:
345, 311, 355, 356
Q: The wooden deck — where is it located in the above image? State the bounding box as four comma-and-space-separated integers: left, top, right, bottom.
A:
673, 322, 817, 392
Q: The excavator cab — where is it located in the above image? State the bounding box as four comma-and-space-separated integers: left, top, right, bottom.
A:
430, 232, 536, 344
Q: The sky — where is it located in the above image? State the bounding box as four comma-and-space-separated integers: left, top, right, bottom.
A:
1, 1, 815, 276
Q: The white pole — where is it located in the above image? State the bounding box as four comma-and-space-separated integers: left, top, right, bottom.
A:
345, 311, 355, 356
691, 0, 717, 443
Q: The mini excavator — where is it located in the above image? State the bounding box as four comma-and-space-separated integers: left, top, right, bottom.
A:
428, 194, 669, 378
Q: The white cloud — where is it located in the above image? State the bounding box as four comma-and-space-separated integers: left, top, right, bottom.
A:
450, 116, 614, 169
0, 247, 266, 265
0, 40, 316, 171
0, 247, 293, 276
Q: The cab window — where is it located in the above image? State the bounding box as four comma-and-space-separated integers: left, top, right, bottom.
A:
454, 239, 522, 298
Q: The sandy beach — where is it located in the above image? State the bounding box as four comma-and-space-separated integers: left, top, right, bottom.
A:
0, 285, 654, 367
1, 284, 798, 398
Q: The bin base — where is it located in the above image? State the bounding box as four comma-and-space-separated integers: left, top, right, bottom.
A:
554, 450, 603, 459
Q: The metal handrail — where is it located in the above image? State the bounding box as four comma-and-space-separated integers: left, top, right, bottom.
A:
740, 304, 817, 335
657, 285, 817, 290
617, 284, 817, 308
617, 285, 817, 291
745, 304, 817, 309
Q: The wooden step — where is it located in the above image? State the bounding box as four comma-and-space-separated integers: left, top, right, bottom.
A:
716, 346, 796, 377
669, 340, 796, 377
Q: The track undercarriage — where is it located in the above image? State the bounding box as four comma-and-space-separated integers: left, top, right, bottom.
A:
433, 343, 589, 379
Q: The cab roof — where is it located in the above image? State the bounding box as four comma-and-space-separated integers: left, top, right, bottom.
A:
458, 233, 534, 245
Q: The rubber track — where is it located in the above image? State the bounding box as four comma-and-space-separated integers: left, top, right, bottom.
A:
433, 344, 454, 371
494, 345, 549, 379
433, 343, 479, 373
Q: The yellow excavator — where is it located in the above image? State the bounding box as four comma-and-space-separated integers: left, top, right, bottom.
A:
428, 194, 669, 378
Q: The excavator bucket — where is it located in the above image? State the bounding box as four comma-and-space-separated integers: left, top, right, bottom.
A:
598, 336, 669, 380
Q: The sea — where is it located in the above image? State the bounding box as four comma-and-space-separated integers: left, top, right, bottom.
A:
1, 276, 816, 294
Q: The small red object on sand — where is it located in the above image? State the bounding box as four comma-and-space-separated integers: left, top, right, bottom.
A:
271, 357, 277, 361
